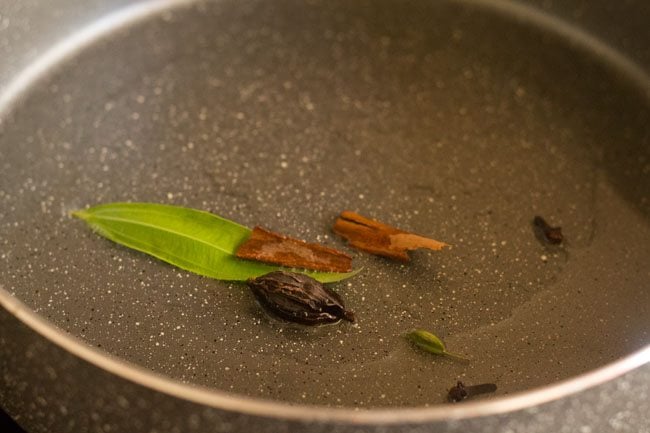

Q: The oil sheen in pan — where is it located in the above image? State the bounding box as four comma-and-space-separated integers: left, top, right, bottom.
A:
0, 0, 648, 407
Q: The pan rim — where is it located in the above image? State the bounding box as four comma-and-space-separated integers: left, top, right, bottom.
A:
2, 287, 649, 424
0, 0, 648, 118
1, 0, 649, 425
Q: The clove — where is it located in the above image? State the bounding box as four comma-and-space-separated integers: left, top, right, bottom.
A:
532, 215, 563, 245
447, 381, 497, 402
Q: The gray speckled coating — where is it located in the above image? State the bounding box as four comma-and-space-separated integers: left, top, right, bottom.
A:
0, 0, 649, 431
1, 304, 649, 432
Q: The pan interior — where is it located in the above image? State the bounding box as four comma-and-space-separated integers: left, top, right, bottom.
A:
0, 0, 649, 408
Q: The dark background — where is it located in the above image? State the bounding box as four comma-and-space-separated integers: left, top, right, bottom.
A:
0, 406, 25, 433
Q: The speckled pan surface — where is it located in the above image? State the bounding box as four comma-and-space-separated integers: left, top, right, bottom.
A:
0, 0, 649, 421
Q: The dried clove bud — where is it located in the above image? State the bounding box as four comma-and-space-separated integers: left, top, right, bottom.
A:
532, 216, 563, 245
447, 381, 497, 402
447, 381, 469, 402
247, 271, 355, 325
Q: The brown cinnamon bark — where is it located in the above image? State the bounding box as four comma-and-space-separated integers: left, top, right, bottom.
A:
333, 211, 448, 261
235, 226, 352, 272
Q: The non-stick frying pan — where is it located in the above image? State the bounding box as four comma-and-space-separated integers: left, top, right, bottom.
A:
1, 0, 649, 432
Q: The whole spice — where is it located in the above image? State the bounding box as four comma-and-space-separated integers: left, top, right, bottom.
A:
532, 215, 563, 245
333, 211, 448, 261
247, 271, 355, 325
405, 329, 469, 363
236, 226, 352, 273
72, 203, 357, 283
447, 381, 497, 402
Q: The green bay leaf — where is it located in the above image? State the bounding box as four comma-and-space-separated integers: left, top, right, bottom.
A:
72, 202, 357, 283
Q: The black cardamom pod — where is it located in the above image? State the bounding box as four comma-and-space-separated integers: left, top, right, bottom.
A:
247, 271, 355, 325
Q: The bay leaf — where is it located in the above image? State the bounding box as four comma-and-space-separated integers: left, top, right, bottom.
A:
72, 202, 357, 283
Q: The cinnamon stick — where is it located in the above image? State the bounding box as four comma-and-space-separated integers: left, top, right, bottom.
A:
333, 211, 448, 261
235, 226, 352, 272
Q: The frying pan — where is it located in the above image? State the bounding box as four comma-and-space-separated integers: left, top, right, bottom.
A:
1, 0, 649, 431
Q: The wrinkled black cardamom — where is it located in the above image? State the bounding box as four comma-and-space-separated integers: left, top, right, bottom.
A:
247, 271, 355, 325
